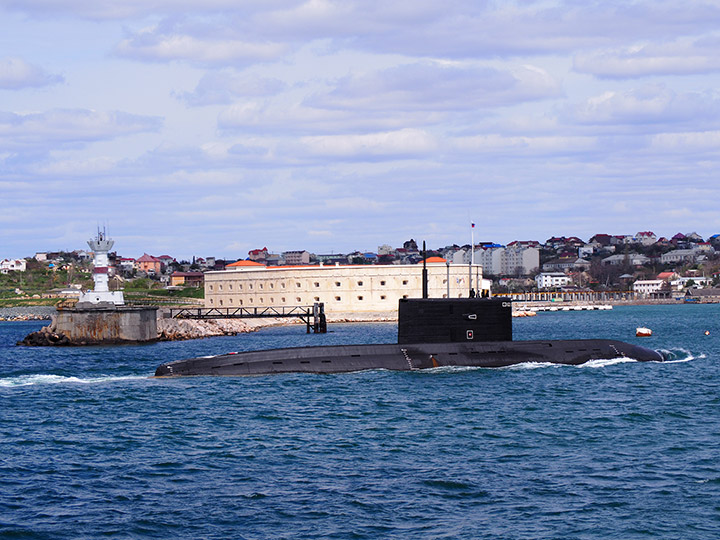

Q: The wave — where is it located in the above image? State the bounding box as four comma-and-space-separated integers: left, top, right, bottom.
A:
578, 357, 639, 369
0, 374, 148, 387
657, 348, 701, 363
502, 362, 560, 370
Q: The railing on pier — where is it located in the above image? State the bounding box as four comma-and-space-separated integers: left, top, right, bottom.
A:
497, 291, 635, 303
166, 302, 327, 333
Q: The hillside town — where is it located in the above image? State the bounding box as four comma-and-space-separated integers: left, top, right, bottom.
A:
3, 231, 720, 304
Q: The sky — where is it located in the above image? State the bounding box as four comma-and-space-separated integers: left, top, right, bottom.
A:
2, 0, 720, 260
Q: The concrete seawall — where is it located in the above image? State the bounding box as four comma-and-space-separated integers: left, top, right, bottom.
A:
54, 306, 159, 343
19, 305, 158, 346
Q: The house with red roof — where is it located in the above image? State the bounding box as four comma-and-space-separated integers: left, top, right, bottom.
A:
136, 253, 164, 275
248, 247, 269, 262
636, 231, 657, 246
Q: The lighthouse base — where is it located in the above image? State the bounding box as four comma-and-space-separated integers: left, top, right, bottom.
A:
78, 290, 125, 306
37, 305, 159, 345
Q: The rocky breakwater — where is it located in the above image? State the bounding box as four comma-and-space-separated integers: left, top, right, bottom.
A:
18, 319, 72, 346
18, 308, 293, 345
0, 306, 55, 322
157, 314, 287, 341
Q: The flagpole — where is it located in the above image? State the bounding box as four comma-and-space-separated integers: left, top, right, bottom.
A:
470, 222, 475, 296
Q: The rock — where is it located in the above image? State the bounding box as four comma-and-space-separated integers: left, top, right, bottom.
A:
18, 329, 71, 346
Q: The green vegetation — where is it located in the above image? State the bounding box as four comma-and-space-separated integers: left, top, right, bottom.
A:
1, 262, 203, 307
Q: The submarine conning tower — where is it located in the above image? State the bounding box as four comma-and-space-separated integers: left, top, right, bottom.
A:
398, 297, 512, 344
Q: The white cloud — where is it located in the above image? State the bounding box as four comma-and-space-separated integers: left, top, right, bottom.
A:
452, 134, 597, 155
308, 62, 561, 112
180, 71, 287, 105
33, 156, 117, 175
0, 109, 162, 153
0, 57, 63, 89
299, 128, 437, 159
0, 0, 287, 20
651, 130, 720, 152
568, 85, 720, 129
574, 35, 720, 78
4, 0, 720, 257
116, 25, 288, 66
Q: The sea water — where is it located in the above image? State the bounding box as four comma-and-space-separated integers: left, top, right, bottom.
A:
1, 304, 719, 539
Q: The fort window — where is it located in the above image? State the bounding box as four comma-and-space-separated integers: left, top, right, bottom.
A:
314, 282, 320, 287
259, 283, 263, 290
380, 295, 386, 300
249, 284, 253, 290
270, 283, 274, 289
209, 285, 214, 292
209, 298, 214, 305
402, 280, 408, 285
380, 280, 386, 286
358, 296, 363, 300
229, 284, 233, 290
282, 297, 286, 303
357, 281, 363, 286
238, 284, 243, 290
402, 295, 408, 299
335, 281, 341, 287
314, 296, 320, 302
219, 299, 223, 306
249, 298, 254, 303
270, 297, 274, 303
296, 297, 302, 302
335, 296, 341, 301
260, 298, 264, 304
239, 300, 243, 305
281, 283, 286, 289
219, 285, 223, 291
296, 282, 301, 288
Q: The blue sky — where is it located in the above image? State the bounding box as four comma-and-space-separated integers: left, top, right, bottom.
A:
2, 0, 720, 260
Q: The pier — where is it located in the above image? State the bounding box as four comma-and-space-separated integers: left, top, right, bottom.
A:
165, 303, 327, 333
501, 291, 634, 302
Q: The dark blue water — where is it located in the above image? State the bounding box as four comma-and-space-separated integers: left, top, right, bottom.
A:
1, 305, 719, 539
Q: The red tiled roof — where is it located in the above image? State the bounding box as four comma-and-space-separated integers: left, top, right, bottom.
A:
137, 253, 162, 262
227, 260, 265, 267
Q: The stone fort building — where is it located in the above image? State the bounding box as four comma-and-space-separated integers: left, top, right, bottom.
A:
204, 259, 489, 316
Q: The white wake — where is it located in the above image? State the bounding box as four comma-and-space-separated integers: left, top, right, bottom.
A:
0, 374, 148, 387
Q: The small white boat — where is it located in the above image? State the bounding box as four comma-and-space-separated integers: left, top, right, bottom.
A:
636, 327, 652, 337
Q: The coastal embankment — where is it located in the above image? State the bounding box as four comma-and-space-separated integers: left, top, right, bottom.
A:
8, 297, 693, 346
13, 307, 293, 345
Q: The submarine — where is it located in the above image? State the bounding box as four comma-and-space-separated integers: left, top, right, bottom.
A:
154, 296, 665, 377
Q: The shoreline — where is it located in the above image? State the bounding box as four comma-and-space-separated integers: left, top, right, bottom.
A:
6, 298, 713, 345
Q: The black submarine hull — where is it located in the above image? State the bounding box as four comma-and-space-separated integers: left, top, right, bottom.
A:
154, 339, 664, 377
155, 298, 665, 377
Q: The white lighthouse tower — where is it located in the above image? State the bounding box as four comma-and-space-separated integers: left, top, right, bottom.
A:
79, 228, 125, 306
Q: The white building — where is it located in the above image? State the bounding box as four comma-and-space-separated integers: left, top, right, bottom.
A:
578, 245, 595, 259
535, 272, 572, 289
472, 247, 505, 275
636, 231, 657, 246
602, 253, 651, 266
282, 250, 311, 265
671, 276, 712, 290
0, 259, 26, 273
633, 280, 664, 297
504, 246, 540, 275
469, 246, 539, 276
661, 249, 699, 265
377, 244, 394, 256
204, 260, 490, 315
